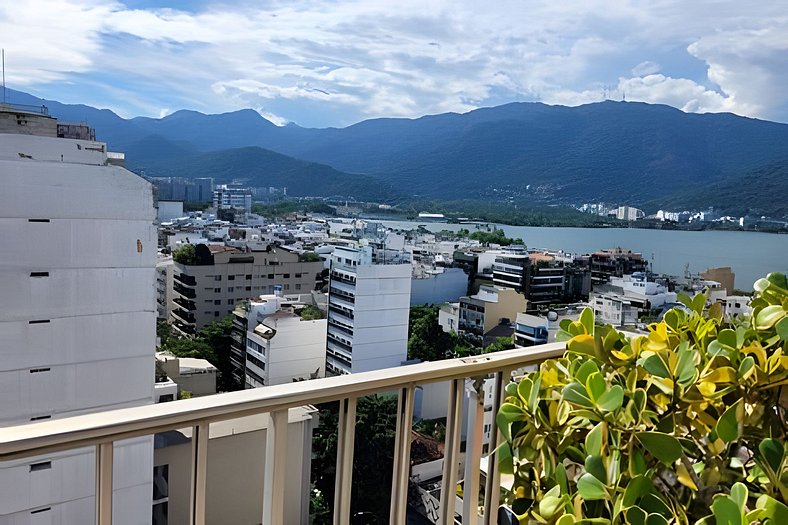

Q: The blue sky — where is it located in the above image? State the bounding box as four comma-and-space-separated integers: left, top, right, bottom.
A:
2, 1, 787, 127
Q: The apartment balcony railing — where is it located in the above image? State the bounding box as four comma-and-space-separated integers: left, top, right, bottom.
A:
0, 343, 565, 525
173, 273, 197, 287
173, 282, 197, 299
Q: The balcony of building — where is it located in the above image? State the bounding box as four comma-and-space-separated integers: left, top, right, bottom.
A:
329, 285, 356, 303
171, 308, 196, 326
173, 273, 197, 287
0, 343, 565, 525
173, 282, 197, 299
173, 296, 196, 311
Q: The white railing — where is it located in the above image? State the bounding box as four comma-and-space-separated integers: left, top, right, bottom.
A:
0, 342, 566, 525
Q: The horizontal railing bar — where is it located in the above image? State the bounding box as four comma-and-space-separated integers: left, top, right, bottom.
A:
0, 343, 564, 461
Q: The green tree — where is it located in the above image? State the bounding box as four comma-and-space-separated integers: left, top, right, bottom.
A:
311, 395, 398, 524
172, 243, 197, 265
483, 335, 514, 353
156, 319, 173, 346
199, 316, 238, 391
300, 251, 322, 262
299, 305, 325, 320
159, 315, 239, 392
469, 228, 523, 246
408, 305, 468, 361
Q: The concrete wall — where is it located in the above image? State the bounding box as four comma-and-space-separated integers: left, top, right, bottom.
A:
410, 268, 468, 306
0, 132, 155, 524
266, 317, 327, 385
154, 410, 316, 525
349, 264, 411, 373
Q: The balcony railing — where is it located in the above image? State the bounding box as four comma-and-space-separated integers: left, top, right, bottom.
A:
0, 342, 565, 525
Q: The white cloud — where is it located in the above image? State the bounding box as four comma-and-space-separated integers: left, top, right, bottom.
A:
632, 61, 661, 77
2, 0, 787, 125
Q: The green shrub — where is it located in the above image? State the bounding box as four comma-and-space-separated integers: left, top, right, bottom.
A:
172, 243, 197, 265
497, 273, 787, 524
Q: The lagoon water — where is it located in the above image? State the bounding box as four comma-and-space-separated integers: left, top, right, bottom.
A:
370, 221, 787, 290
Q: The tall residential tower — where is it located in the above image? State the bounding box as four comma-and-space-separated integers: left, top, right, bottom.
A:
0, 105, 155, 524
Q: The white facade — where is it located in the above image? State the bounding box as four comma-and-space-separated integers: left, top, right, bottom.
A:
590, 292, 640, 327
243, 297, 327, 387
0, 119, 155, 524
213, 186, 252, 211
725, 295, 752, 318
326, 245, 412, 374
438, 303, 460, 334
157, 200, 184, 222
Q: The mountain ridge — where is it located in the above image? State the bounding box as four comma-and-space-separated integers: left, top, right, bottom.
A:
3, 88, 787, 216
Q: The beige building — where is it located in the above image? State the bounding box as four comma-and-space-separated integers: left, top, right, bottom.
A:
155, 352, 217, 397
171, 244, 323, 334
701, 266, 735, 293
153, 407, 318, 525
458, 285, 527, 345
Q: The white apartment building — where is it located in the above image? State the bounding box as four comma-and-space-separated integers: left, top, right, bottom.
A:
232, 296, 327, 388
0, 107, 155, 523
326, 245, 412, 374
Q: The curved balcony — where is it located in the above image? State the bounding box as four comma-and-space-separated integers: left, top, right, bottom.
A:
173, 273, 196, 287
173, 282, 197, 299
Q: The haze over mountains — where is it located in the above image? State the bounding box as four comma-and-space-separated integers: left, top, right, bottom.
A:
7, 88, 787, 216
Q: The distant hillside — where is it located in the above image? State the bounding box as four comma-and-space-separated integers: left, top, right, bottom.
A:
135, 146, 400, 203
6, 88, 788, 216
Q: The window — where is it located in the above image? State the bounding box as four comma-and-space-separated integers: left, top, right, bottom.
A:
228, 275, 235, 281
283, 273, 290, 278
246, 274, 252, 280
158, 394, 174, 403
245, 286, 251, 291
284, 284, 290, 291
214, 276, 222, 281
214, 300, 221, 305
228, 299, 234, 305
268, 274, 274, 279
295, 273, 302, 278
152, 464, 169, 525
214, 288, 221, 293
228, 287, 234, 292
295, 284, 301, 291
214, 312, 220, 317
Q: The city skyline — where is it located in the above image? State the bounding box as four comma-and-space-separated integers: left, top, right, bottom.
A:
1, 0, 787, 127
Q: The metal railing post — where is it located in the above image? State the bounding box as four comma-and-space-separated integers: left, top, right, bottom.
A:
190, 422, 209, 525
95, 442, 113, 525
262, 409, 289, 525
334, 397, 357, 524
463, 378, 485, 525
439, 378, 464, 525
389, 385, 415, 525
483, 369, 511, 525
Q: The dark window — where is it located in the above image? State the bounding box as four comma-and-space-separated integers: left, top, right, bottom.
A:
245, 286, 251, 291
214, 288, 221, 293
152, 502, 168, 525
246, 274, 252, 280
214, 300, 221, 305
268, 274, 274, 279
283, 274, 290, 278
29, 461, 52, 472
153, 464, 169, 500
214, 276, 222, 281
158, 394, 174, 403
228, 299, 234, 305
214, 312, 220, 317
228, 275, 235, 281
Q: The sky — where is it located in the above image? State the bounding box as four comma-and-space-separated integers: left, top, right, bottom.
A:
1, 0, 787, 128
